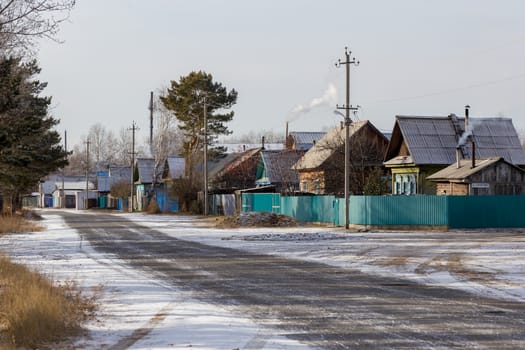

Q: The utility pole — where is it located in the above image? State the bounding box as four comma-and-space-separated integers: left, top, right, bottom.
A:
149, 91, 154, 154
61, 130, 67, 208
129, 121, 139, 212
336, 47, 359, 229
84, 138, 90, 210
203, 97, 208, 216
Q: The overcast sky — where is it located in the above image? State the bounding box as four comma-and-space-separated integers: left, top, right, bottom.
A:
37, 0, 525, 148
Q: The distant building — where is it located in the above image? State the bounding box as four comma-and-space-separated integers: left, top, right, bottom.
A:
286, 131, 326, 151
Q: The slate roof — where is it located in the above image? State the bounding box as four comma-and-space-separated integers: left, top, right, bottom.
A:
136, 158, 163, 184
293, 121, 369, 170
257, 150, 305, 185
109, 166, 131, 179
165, 156, 185, 179
385, 115, 525, 166
97, 166, 131, 192
208, 148, 261, 180
426, 157, 525, 181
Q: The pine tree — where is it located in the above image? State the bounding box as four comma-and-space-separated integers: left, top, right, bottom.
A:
0, 56, 68, 212
160, 71, 237, 185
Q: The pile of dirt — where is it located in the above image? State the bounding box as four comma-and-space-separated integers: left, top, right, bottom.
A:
220, 212, 297, 228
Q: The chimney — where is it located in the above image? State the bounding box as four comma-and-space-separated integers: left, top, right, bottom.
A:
261, 136, 265, 150
456, 147, 461, 169
465, 104, 470, 132
471, 140, 476, 169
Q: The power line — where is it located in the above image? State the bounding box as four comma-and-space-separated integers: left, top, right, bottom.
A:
365, 72, 525, 104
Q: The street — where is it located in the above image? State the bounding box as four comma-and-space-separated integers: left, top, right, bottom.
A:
58, 211, 525, 350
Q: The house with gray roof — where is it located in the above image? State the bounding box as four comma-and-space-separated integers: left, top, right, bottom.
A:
286, 131, 327, 151
384, 113, 525, 195
293, 121, 388, 195
208, 148, 262, 191
135, 158, 164, 211
163, 156, 185, 180
255, 150, 306, 193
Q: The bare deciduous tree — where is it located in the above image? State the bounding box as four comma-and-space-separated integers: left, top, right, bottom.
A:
0, 0, 76, 54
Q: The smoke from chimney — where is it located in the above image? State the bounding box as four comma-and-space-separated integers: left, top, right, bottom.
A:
288, 83, 338, 122
457, 106, 478, 148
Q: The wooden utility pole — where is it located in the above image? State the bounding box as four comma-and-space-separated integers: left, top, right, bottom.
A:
149, 91, 154, 154
336, 47, 359, 229
203, 97, 208, 216
61, 130, 67, 208
84, 138, 90, 210
129, 121, 139, 212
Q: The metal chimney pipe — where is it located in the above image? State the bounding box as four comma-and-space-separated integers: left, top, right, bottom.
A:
456, 147, 461, 169
465, 104, 470, 132
285, 122, 289, 145
471, 140, 476, 169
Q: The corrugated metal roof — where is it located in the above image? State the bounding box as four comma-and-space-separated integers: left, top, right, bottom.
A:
393, 116, 525, 165
289, 131, 327, 150
426, 157, 509, 180
259, 150, 305, 184
293, 121, 368, 170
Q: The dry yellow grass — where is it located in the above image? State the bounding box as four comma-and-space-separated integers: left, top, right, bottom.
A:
0, 256, 97, 349
0, 213, 97, 349
0, 215, 42, 235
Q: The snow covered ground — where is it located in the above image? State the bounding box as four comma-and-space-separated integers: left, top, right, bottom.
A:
1, 210, 524, 349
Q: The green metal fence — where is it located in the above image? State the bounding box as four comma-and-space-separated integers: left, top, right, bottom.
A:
281, 195, 337, 224
242, 193, 525, 228
447, 195, 525, 228
241, 193, 281, 213
349, 195, 448, 226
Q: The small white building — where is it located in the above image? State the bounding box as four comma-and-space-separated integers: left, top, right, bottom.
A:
52, 181, 96, 209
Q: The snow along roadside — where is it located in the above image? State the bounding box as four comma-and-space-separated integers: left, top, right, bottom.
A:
0, 212, 317, 350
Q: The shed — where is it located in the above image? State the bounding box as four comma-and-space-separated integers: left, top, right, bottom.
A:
427, 157, 525, 195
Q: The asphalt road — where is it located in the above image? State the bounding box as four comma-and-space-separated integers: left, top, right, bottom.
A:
60, 211, 525, 349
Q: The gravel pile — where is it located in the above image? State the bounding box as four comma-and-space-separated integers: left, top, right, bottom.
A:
234, 211, 298, 227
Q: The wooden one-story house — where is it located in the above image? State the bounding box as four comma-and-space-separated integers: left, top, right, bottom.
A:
427, 157, 525, 196
293, 120, 389, 195
135, 158, 163, 211
208, 147, 262, 191
383, 114, 525, 195
255, 149, 305, 193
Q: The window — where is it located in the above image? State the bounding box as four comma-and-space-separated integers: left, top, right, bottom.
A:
300, 181, 308, 192
313, 179, 320, 194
